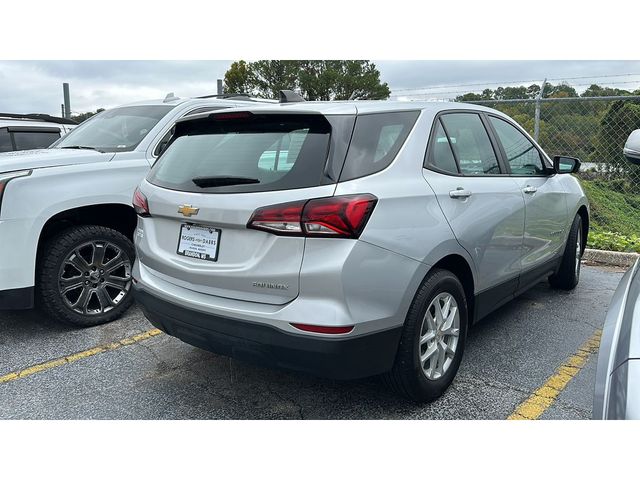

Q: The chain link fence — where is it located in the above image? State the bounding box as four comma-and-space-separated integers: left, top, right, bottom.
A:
469, 96, 640, 252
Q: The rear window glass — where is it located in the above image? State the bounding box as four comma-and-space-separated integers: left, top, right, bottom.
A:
147, 114, 332, 194
0, 128, 12, 152
13, 130, 60, 150
339, 111, 420, 181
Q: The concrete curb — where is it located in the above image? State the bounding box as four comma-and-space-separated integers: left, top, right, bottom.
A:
583, 248, 639, 268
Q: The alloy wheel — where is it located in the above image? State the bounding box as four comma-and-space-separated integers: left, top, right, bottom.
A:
58, 240, 132, 316
419, 292, 460, 380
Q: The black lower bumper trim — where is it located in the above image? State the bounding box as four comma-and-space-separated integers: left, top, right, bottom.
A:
0, 286, 34, 309
134, 287, 402, 380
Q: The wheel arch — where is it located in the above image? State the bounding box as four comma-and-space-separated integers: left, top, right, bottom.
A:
36, 203, 137, 269
428, 254, 476, 326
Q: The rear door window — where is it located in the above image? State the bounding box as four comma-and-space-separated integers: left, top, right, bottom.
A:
148, 113, 332, 194
339, 111, 420, 181
440, 113, 501, 175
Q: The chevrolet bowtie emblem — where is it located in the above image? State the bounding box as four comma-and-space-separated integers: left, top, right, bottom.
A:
178, 204, 199, 217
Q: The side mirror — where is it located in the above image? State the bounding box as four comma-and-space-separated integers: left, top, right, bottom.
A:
554, 156, 581, 174
624, 129, 640, 165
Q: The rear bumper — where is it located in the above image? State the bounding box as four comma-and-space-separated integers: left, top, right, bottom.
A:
134, 286, 402, 380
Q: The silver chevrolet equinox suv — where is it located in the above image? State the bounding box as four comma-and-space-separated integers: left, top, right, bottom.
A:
132, 101, 589, 401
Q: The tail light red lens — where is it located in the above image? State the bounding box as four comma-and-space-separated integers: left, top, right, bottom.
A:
303, 194, 377, 237
248, 201, 305, 234
132, 187, 150, 217
247, 194, 377, 238
290, 323, 354, 335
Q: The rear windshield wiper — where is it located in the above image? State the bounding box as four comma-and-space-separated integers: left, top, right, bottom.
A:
192, 176, 260, 188
59, 145, 105, 153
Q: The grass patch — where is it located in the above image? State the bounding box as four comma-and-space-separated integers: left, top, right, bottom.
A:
580, 178, 640, 252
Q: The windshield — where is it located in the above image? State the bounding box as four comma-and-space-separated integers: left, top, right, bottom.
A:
53, 105, 174, 153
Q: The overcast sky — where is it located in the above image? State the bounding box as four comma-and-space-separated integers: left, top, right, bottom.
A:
1, 60, 640, 116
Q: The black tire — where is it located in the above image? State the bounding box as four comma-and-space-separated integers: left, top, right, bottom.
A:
382, 269, 468, 402
36, 225, 135, 327
549, 215, 583, 291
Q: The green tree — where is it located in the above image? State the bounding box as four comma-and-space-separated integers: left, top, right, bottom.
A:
526, 84, 541, 98
581, 84, 632, 97
222, 60, 255, 95
455, 92, 484, 102
70, 108, 104, 124
592, 100, 640, 169
223, 60, 390, 100
547, 82, 578, 98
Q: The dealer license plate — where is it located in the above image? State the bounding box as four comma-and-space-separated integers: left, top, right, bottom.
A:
176, 224, 220, 262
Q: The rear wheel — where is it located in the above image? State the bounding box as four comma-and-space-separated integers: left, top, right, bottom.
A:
549, 214, 583, 290
383, 269, 468, 402
37, 225, 135, 327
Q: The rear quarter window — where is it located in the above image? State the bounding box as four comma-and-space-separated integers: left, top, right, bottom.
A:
339, 111, 420, 181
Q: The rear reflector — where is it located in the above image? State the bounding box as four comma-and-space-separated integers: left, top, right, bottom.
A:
291, 323, 354, 335
132, 187, 150, 217
247, 194, 377, 238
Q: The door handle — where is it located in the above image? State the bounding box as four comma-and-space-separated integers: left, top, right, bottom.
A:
449, 188, 472, 199
523, 185, 538, 194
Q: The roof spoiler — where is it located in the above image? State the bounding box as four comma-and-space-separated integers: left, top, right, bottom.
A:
0, 112, 77, 125
279, 90, 305, 103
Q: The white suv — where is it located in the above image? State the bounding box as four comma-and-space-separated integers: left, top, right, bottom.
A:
0, 113, 76, 152
0, 93, 264, 326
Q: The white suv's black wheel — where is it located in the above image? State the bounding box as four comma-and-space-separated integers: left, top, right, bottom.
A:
37, 225, 135, 327
383, 269, 468, 402
549, 214, 583, 291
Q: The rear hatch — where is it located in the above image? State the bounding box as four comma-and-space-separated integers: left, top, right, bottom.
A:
139, 111, 354, 305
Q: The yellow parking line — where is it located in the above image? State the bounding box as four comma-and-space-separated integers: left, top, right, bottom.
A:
508, 329, 602, 420
0, 328, 163, 385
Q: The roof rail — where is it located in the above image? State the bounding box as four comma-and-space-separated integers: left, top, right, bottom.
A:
279, 90, 306, 103
0, 113, 77, 125
195, 93, 253, 100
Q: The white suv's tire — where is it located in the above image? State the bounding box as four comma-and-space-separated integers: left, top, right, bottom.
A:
36, 225, 135, 327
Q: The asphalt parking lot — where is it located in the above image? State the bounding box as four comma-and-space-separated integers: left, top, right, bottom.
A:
0, 264, 624, 420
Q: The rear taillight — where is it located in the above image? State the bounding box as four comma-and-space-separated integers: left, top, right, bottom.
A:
247, 194, 377, 238
132, 187, 150, 217
247, 201, 305, 235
